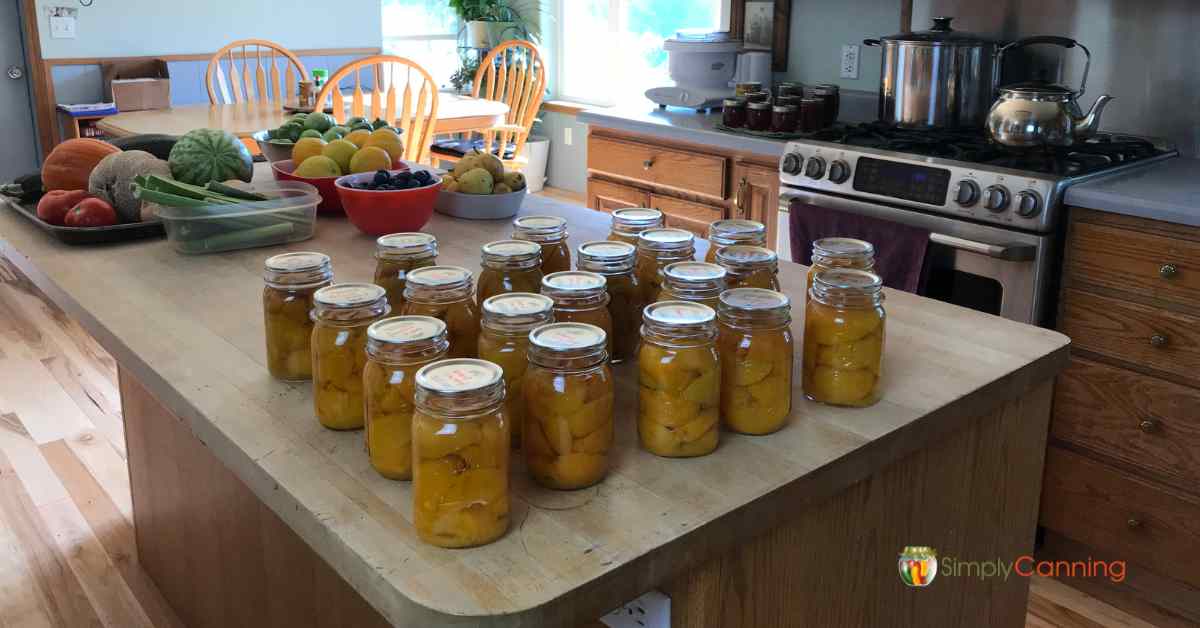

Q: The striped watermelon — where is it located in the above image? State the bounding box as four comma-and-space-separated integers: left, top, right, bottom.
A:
168, 128, 253, 185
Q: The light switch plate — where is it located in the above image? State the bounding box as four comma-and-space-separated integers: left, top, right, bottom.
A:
564, 127, 573, 146
840, 44, 860, 79
50, 15, 76, 39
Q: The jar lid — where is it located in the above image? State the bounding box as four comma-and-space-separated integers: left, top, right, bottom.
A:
722, 97, 746, 107
512, 215, 567, 236
264, 251, 329, 273
314, 283, 387, 308
810, 268, 885, 307
718, 287, 790, 313
747, 100, 772, 110
368, 315, 446, 344
542, 271, 607, 298
643, 300, 716, 326
482, 239, 541, 263
772, 104, 798, 113
662, 261, 727, 284
812, 237, 875, 260
709, 219, 765, 240
529, 322, 607, 353
405, 265, 473, 289
638, 228, 695, 252
482, 292, 555, 318
611, 207, 663, 229
716, 244, 777, 266
376, 232, 436, 257
416, 358, 504, 394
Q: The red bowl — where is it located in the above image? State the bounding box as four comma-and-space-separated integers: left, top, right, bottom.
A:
271, 159, 410, 214
334, 169, 441, 236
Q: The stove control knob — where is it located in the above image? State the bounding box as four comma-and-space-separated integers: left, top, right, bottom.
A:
983, 185, 1010, 212
827, 160, 851, 183
781, 153, 804, 176
954, 180, 980, 207
1015, 190, 1043, 217
804, 156, 827, 180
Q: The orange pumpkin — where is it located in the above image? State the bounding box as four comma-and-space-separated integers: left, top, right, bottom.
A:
42, 138, 121, 191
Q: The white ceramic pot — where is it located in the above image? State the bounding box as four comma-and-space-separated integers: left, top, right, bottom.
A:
465, 21, 492, 48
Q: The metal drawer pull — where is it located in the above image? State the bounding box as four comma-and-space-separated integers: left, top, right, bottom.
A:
929, 233, 1037, 261
1160, 263, 1178, 279
1127, 517, 1142, 530
1139, 419, 1159, 433
643, 159, 655, 170
1150, 334, 1169, 348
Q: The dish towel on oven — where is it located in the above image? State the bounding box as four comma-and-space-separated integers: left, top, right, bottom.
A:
787, 199, 931, 293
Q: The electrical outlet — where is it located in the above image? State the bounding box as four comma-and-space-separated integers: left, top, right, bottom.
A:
50, 15, 76, 39
564, 127, 573, 146
840, 44, 860, 79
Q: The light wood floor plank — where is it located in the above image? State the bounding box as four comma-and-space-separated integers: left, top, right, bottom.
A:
1027, 575, 1161, 628
0, 483, 55, 628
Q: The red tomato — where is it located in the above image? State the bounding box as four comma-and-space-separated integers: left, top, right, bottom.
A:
64, 197, 118, 228
36, 189, 90, 225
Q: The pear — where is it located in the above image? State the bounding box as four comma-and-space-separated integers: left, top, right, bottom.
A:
478, 152, 505, 182
494, 182, 513, 194
458, 168, 494, 195
452, 152, 484, 179
503, 172, 526, 191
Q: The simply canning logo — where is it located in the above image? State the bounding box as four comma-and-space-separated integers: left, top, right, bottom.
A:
899, 546, 1127, 587
899, 546, 938, 587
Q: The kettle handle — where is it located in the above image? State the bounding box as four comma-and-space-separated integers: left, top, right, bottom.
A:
995, 36, 1092, 98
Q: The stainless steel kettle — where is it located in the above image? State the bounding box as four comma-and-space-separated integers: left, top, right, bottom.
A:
986, 36, 1114, 147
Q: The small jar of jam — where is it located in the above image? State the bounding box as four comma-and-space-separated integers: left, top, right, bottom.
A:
734, 81, 762, 97
373, 232, 437, 313
803, 269, 885, 408
721, 98, 748, 128
656, 261, 727, 310
746, 101, 772, 131
716, 245, 780, 290
312, 283, 390, 430
541, 271, 613, 359
512, 215, 571, 275
577, 240, 642, 364
705, 218, 767, 262
775, 95, 801, 108
745, 90, 771, 103
798, 97, 825, 132
637, 301, 720, 458
776, 82, 804, 99
717, 288, 793, 435
771, 104, 799, 133
608, 207, 664, 245
813, 84, 840, 126
476, 240, 543, 308
807, 237, 876, 290
262, 251, 332, 381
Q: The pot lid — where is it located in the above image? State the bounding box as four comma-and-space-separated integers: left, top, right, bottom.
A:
877, 16, 990, 45
1000, 80, 1075, 97
664, 29, 742, 53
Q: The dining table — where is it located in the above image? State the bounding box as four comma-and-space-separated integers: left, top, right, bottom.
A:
96, 93, 509, 139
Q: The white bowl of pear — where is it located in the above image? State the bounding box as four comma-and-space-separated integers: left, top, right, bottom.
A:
434, 151, 528, 220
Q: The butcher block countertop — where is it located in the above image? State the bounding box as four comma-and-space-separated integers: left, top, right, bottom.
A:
0, 174, 1069, 626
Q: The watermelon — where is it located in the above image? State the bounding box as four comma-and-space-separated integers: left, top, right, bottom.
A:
168, 128, 253, 185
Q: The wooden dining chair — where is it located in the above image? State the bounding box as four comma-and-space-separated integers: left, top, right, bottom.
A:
206, 39, 308, 105
312, 55, 440, 164
432, 40, 547, 171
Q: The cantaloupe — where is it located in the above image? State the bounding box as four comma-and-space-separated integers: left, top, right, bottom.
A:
88, 150, 171, 223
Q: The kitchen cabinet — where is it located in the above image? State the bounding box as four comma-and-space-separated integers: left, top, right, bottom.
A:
587, 178, 649, 214
730, 161, 781, 243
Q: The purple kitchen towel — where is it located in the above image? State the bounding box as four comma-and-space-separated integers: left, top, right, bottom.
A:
788, 198, 931, 293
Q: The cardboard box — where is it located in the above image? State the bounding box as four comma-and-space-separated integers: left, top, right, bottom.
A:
102, 60, 171, 111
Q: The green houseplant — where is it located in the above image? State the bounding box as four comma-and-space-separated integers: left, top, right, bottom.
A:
450, 0, 543, 48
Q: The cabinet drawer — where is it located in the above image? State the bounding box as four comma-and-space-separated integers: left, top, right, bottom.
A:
588, 179, 649, 214
650, 194, 723, 239
1060, 288, 1200, 387
1066, 218, 1200, 308
589, 136, 726, 201
1041, 447, 1200, 588
1052, 357, 1200, 489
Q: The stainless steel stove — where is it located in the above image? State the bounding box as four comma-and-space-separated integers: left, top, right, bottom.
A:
780, 123, 1178, 325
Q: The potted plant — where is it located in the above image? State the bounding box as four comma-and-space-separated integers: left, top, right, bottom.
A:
450, 0, 544, 48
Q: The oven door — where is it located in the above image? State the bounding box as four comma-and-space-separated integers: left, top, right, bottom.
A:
781, 186, 1055, 325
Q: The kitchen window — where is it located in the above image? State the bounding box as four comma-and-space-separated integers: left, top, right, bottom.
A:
381, 0, 462, 88
555, 0, 731, 106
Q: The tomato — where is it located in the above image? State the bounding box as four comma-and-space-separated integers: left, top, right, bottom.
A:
36, 189, 90, 226
63, 197, 118, 228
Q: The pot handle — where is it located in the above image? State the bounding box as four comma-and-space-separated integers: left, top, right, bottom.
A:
863, 39, 882, 47
995, 36, 1092, 98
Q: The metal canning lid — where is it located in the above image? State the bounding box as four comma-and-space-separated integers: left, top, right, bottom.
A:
810, 268, 885, 309
772, 104, 798, 113
542, 270, 606, 294
579, 240, 635, 261
416, 358, 504, 394
709, 219, 766, 240
662, 261, 726, 284
368, 315, 446, 344
512, 215, 567, 236
482, 239, 541, 263
313, 283, 387, 308
264, 251, 329, 273
405, 265, 473, 288
611, 207, 663, 230
718, 287, 790, 313
812, 237, 875, 262
638, 227, 694, 252
376, 232, 437, 258
483, 293, 555, 318
747, 100, 772, 110
716, 244, 777, 266
529, 322, 607, 352
643, 300, 716, 326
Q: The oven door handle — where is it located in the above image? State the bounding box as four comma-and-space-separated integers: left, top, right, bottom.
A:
929, 233, 1037, 261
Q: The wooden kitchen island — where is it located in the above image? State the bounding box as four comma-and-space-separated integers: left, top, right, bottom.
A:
0, 185, 1068, 627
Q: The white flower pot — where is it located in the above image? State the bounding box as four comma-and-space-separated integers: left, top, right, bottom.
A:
465, 21, 491, 48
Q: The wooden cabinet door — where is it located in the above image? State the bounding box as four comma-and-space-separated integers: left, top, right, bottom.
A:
649, 194, 724, 239
731, 162, 780, 251
588, 179, 649, 214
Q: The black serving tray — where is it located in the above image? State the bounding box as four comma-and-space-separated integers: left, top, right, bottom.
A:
4, 199, 165, 245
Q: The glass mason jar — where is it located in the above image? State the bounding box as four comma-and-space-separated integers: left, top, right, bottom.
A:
656, 261, 727, 310
716, 245, 780, 290
807, 237, 875, 290
262, 251, 332, 381
364, 316, 449, 480
523, 323, 614, 490
717, 289, 793, 435
311, 283, 389, 430
577, 240, 642, 364
803, 269, 885, 407
512, 215, 571, 275
478, 292, 554, 448
635, 227, 695, 305
541, 271, 613, 359
373, 232, 437, 313
401, 266, 480, 359
476, 240, 543, 308
412, 359, 509, 548
705, 219, 767, 262
608, 207, 664, 245
637, 301, 720, 457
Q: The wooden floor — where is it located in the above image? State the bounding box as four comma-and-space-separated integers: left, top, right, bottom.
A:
0, 190, 1164, 628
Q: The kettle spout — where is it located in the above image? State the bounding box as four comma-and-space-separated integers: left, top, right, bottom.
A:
1073, 94, 1114, 139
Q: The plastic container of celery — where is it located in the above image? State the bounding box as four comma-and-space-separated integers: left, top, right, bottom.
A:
154, 181, 320, 254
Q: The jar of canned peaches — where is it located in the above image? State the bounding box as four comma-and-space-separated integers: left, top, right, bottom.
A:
541, 271, 613, 359
412, 359, 510, 548
803, 268, 885, 407
705, 219, 766, 262
635, 228, 695, 305
262, 251, 332, 381
656, 262, 727, 309
576, 240, 642, 363
807, 237, 875, 290
364, 316, 449, 480
717, 289, 793, 435
476, 240, 543, 308
513, 215, 571, 274
311, 283, 389, 430
637, 301, 720, 457
402, 266, 480, 359
523, 323, 614, 490
608, 208, 664, 245
373, 232, 437, 313
716, 245, 780, 290
477, 293, 555, 447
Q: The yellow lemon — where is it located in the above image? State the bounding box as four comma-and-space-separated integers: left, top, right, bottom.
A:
294, 155, 341, 178
291, 137, 327, 167
363, 128, 404, 164
349, 146, 393, 174
344, 129, 371, 148
321, 139, 359, 175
